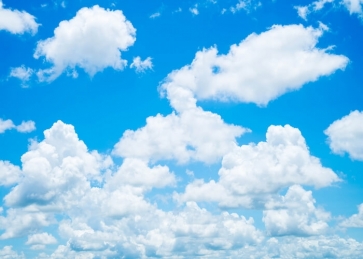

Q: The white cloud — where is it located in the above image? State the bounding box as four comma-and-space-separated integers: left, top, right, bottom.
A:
325, 110, 363, 161
16, 120, 36, 133
343, 0, 363, 15
230, 0, 261, 13
0, 119, 14, 133
0, 161, 22, 186
9, 66, 34, 87
189, 5, 199, 15
0, 246, 24, 259
295, 0, 334, 20
4, 121, 111, 208
130, 56, 153, 72
160, 24, 348, 107
106, 158, 176, 192
34, 5, 136, 81
0, 120, 263, 257
340, 203, 363, 228
113, 105, 248, 164
235, 235, 363, 258
295, 6, 310, 20
149, 12, 161, 18
0, 209, 52, 239
0, 1, 39, 35
26, 233, 57, 249
263, 185, 330, 236
0, 119, 35, 134
178, 125, 339, 208
1, 120, 363, 257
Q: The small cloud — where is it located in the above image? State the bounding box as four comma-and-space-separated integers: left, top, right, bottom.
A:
0, 119, 15, 134
0, 119, 36, 134
16, 121, 36, 133
130, 56, 153, 73
149, 12, 161, 19
230, 0, 262, 13
9, 65, 34, 87
189, 5, 199, 15
173, 7, 182, 13
0, 1, 40, 35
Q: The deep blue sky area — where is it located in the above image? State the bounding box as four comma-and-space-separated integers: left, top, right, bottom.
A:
0, 0, 363, 258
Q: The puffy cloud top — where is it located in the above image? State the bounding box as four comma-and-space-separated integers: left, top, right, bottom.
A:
34, 5, 136, 81
325, 110, 363, 160
161, 24, 348, 107
0, 1, 39, 35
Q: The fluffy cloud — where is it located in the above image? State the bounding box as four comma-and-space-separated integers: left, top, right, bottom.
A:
26, 233, 57, 250
0, 121, 263, 258
113, 105, 247, 164
160, 24, 348, 107
4, 120, 111, 208
0, 119, 35, 134
34, 5, 136, 81
1, 120, 362, 258
0, 209, 52, 239
324, 110, 363, 161
0, 1, 39, 35
237, 235, 363, 258
9, 66, 34, 87
0, 161, 22, 186
340, 203, 363, 228
53, 202, 262, 258
178, 125, 339, 208
16, 121, 36, 133
0, 246, 24, 259
343, 0, 363, 15
263, 185, 330, 236
0, 119, 14, 133
130, 56, 153, 72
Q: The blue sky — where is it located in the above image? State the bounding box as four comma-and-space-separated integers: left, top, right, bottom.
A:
1, 0, 363, 258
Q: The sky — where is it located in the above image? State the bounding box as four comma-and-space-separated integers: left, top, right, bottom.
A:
0, 0, 363, 258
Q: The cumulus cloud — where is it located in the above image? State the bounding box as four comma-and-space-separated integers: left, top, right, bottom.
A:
0, 246, 24, 259
34, 5, 136, 81
263, 185, 330, 236
325, 110, 363, 161
178, 125, 339, 208
0, 1, 39, 35
0, 161, 22, 186
130, 56, 153, 72
0, 209, 52, 239
16, 121, 36, 133
342, 0, 363, 15
0, 121, 264, 258
0, 119, 35, 134
160, 24, 348, 107
340, 203, 363, 228
26, 233, 57, 250
4, 120, 111, 208
113, 105, 248, 164
0, 118, 14, 133
9, 66, 34, 87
